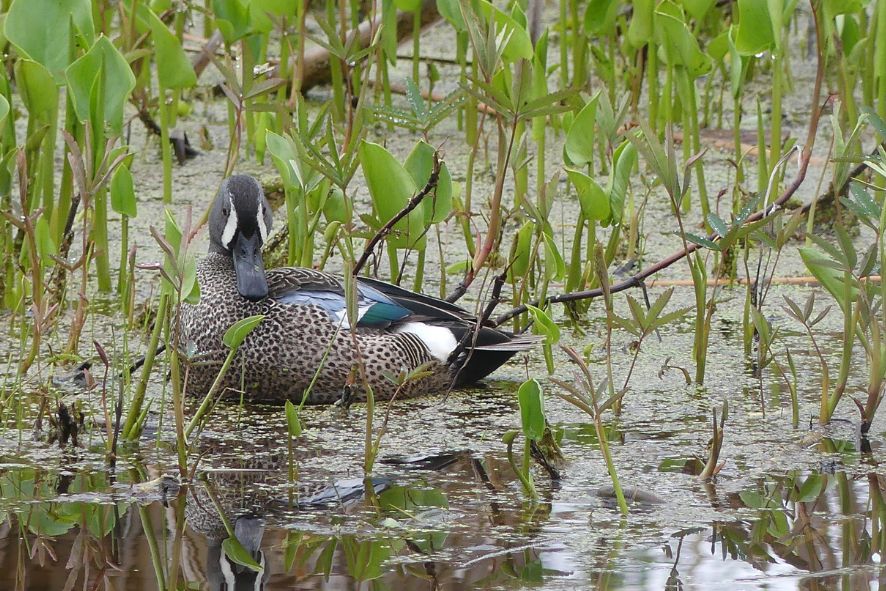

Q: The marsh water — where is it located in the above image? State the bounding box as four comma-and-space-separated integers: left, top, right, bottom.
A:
2, 5, 886, 591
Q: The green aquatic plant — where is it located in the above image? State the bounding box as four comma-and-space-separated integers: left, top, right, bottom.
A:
503, 378, 547, 502
794, 130, 884, 427
284, 399, 302, 495
552, 344, 628, 516
629, 122, 713, 384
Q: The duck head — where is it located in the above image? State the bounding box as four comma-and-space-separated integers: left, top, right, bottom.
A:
209, 174, 273, 301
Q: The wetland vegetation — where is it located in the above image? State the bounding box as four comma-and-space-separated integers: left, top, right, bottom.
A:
1, 0, 886, 588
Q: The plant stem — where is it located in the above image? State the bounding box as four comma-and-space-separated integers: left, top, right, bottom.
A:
123, 291, 169, 439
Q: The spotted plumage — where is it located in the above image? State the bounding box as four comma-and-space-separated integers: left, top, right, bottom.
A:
178, 174, 537, 404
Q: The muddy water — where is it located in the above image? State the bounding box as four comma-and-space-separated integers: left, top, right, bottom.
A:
2, 5, 885, 591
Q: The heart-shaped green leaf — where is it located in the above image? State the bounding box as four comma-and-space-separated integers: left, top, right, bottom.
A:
517, 379, 545, 441
358, 140, 426, 250
5, 0, 94, 82
65, 36, 136, 134
565, 94, 599, 166
111, 165, 137, 218
568, 169, 610, 221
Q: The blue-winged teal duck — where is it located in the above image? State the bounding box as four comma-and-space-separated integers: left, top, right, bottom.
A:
179, 174, 536, 404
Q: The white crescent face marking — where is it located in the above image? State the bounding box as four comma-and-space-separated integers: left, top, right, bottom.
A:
221, 191, 238, 250
256, 204, 268, 244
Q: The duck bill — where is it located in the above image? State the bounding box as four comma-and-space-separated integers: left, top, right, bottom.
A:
231, 233, 268, 301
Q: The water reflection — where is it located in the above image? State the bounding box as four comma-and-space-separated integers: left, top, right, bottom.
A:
1, 438, 886, 589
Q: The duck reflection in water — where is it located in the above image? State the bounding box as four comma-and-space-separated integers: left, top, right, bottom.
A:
168, 470, 273, 591
206, 514, 268, 591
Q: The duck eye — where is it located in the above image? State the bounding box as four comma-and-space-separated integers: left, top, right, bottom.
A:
222, 207, 229, 217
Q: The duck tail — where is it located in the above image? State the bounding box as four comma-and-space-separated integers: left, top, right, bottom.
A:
448, 326, 541, 386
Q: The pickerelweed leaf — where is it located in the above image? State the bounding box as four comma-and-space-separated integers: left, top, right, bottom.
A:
738, 490, 768, 509
110, 165, 137, 218
584, 0, 619, 35
436, 0, 466, 30
654, 8, 712, 77
404, 140, 452, 224
181, 257, 201, 305
323, 187, 351, 224
15, 59, 58, 121
517, 379, 545, 441
358, 140, 426, 250
568, 169, 610, 221
509, 221, 535, 279
734, 0, 775, 55
139, 5, 196, 89
627, 0, 654, 47
65, 36, 136, 134
565, 94, 599, 166
684, 0, 716, 20
793, 474, 825, 503
5, 0, 94, 82
607, 141, 636, 225
285, 400, 302, 437
542, 231, 566, 280
223, 315, 265, 350
0, 94, 9, 127
213, 0, 255, 44
526, 304, 560, 345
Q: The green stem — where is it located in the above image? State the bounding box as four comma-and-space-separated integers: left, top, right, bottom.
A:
413, 248, 425, 293
691, 254, 708, 385
138, 503, 167, 591
185, 346, 239, 438
327, 0, 345, 123
505, 435, 537, 500
159, 85, 173, 203
771, 50, 784, 191
596, 417, 628, 515
877, 0, 886, 118
117, 216, 129, 296
386, 243, 400, 284
412, 8, 421, 83
123, 292, 169, 440
559, 0, 568, 89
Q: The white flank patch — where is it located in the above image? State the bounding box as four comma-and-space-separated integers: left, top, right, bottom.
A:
394, 322, 457, 362
221, 192, 238, 249
257, 205, 268, 243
